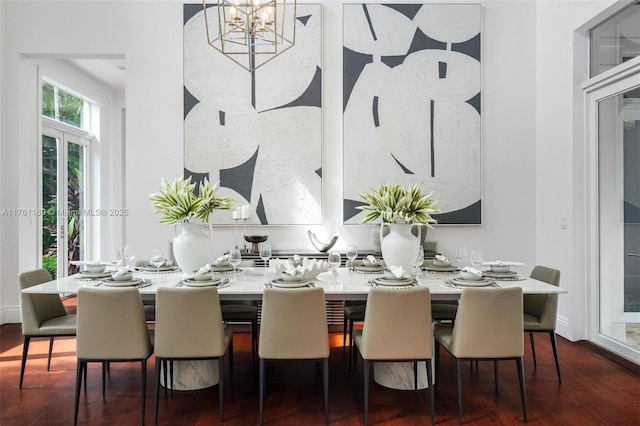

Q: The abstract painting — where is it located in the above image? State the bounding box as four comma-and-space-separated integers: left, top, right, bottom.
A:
343, 3, 481, 224
183, 3, 322, 225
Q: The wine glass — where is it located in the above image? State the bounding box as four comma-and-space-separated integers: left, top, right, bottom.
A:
328, 250, 341, 284
470, 249, 484, 269
110, 249, 122, 269
150, 249, 165, 276
412, 245, 425, 278
124, 244, 136, 267
455, 246, 468, 269
259, 244, 272, 283
229, 248, 242, 282
346, 245, 358, 273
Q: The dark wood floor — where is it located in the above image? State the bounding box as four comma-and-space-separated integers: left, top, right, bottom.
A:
2, 318, 640, 425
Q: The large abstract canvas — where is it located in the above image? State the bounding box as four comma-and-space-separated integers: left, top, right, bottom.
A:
343, 4, 481, 224
183, 4, 322, 225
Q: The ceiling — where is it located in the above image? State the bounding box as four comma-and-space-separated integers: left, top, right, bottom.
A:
67, 58, 126, 91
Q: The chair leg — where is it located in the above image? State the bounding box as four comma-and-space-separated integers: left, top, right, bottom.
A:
141, 359, 147, 426
364, 359, 370, 426
102, 362, 107, 396
323, 358, 329, 424
494, 360, 499, 394
47, 337, 54, 371
83, 363, 87, 391
348, 320, 355, 372
154, 358, 161, 424
228, 340, 235, 396
549, 331, 562, 383
19, 336, 30, 388
169, 360, 174, 394
162, 360, 168, 396
352, 345, 358, 393
218, 357, 225, 422
529, 331, 537, 367
74, 360, 84, 426
414, 361, 418, 391
516, 357, 528, 422
343, 314, 348, 354
456, 358, 463, 424
259, 358, 265, 425
251, 319, 257, 372
434, 341, 440, 390
426, 359, 435, 424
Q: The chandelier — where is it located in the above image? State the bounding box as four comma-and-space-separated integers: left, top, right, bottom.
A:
202, 0, 297, 72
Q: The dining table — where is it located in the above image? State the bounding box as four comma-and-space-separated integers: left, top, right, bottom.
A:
22, 265, 567, 391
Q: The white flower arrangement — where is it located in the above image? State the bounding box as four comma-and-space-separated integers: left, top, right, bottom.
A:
358, 181, 440, 227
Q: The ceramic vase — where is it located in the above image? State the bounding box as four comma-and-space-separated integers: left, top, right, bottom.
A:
173, 223, 210, 274
379, 223, 422, 273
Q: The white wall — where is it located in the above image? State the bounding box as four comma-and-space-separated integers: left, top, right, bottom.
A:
0, 0, 612, 337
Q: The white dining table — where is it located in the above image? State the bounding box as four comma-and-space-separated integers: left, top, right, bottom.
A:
22, 266, 567, 391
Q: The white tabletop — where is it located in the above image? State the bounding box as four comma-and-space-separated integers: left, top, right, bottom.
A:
22, 267, 567, 301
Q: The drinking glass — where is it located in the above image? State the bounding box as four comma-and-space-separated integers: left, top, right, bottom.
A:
455, 246, 468, 269
346, 245, 358, 273
328, 250, 341, 284
124, 244, 136, 267
110, 249, 122, 268
229, 248, 242, 282
412, 245, 425, 278
470, 249, 484, 269
150, 249, 165, 276
259, 244, 272, 283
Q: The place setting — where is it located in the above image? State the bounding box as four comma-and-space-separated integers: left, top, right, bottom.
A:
422, 255, 460, 274
445, 266, 497, 288
89, 267, 151, 288
177, 263, 230, 288
480, 261, 526, 281
268, 258, 327, 288
369, 266, 419, 288
354, 255, 386, 274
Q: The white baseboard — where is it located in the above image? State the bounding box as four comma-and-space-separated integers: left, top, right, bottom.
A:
0, 305, 21, 325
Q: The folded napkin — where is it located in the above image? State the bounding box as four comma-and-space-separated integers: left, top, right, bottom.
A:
462, 266, 483, 277
481, 261, 525, 267
366, 255, 379, 265
282, 263, 301, 276
292, 254, 302, 264
435, 255, 450, 263
150, 254, 165, 266
113, 267, 131, 279
213, 254, 229, 266
195, 264, 211, 275
388, 265, 406, 279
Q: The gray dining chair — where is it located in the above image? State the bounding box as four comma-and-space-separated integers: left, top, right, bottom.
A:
74, 287, 153, 426
434, 287, 527, 424
525, 265, 562, 382
19, 268, 77, 388
352, 287, 435, 425
258, 287, 330, 425
154, 287, 234, 423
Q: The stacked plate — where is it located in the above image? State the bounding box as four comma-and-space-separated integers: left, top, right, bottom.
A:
373, 276, 415, 286
102, 278, 143, 287
182, 277, 223, 287
355, 265, 385, 273
448, 277, 495, 287
211, 265, 235, 273
270, 278, 310, 288
425, 265, 459, 273
78, 271, 111, 279
141, 264, 177, 272
483, 270, 518, 279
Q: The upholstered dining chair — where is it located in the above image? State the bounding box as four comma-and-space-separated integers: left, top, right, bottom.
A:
343, 301, 365, 368
220, 300, 258, 370
434, 287, 527, 424
19, 268, 77, 388
258, 287, 330, 425
525, 265, 562, 382
74, 287, 153, 426
154, 287, 234, 423
352, 287, 435, 425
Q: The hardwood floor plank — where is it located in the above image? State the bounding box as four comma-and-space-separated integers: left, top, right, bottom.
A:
2, 320, 640, 425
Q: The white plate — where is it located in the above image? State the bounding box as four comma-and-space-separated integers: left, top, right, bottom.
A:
78, 271, 111, 278
102, 278, 142, 287
355, 265, 385, 272
425, 265, 459, 272
374, 277, 415, 286
142, 265, 177, 272
451, 277, 494, 287
212, 266, 235, 272
483, 270, 517, 278
271, 279, 310, 288
183, 278, 222, 287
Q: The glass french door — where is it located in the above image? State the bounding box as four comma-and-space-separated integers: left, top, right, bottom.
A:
41, 125, 89, 278
589, 70, 640, 361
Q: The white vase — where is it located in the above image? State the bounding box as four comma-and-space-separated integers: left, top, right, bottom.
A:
379, 223, 422, 273
173, 223, 210, 274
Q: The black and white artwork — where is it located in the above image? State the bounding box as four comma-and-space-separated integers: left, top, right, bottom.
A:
343, 4, 481, 224
183, 4, 322, 225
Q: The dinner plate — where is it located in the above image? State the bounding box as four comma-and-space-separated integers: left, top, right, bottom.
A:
271, 279, 310, 288
142, 265, 177, 272
355, 265, 385, 272
425, 265, 459, 272
450, 277, 494, 287
374, 277, 414, 286
183, 278, 222, 287
78, 271, 112, 279
102, 278, 142, 287
212, 266, 235, 272
483, 270, 517, 278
